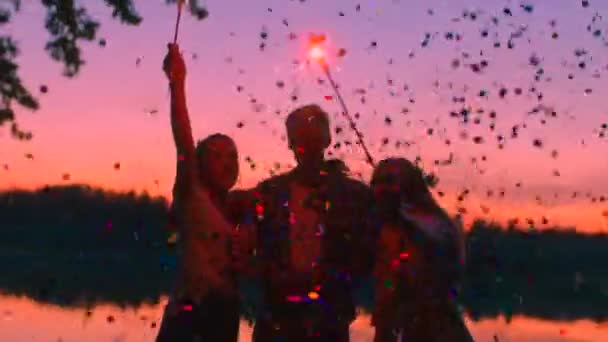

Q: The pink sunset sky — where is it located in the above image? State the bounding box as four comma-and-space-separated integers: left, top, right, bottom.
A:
1, 0, 608, 232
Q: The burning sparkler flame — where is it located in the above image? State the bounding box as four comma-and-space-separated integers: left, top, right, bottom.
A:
309, 46, 326, 62
307, 33, 329, 65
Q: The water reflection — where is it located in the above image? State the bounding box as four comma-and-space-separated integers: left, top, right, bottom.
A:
0, 295, 605, 341
2, 188, 607, 340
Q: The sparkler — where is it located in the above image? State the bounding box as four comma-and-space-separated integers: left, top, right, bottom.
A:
308, 35, 376, 167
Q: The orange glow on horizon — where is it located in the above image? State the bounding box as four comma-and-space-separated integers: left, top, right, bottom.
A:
1, 177, 606, 235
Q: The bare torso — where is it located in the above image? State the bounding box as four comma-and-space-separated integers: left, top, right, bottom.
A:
172, 185, 234, 303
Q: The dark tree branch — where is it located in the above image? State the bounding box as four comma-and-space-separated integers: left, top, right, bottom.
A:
0, 37, 38, 129
103, 0, 142, 25
0, 0, 209, 136
0, 9, 11, 25
42, 0, 100, 77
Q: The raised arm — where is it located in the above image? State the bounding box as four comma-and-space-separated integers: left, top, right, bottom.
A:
163, 43, 198, 200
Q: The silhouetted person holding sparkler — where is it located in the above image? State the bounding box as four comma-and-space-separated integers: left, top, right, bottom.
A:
370, 158, 474, 342
250, 104, 374, 341
156, 43, 243, 342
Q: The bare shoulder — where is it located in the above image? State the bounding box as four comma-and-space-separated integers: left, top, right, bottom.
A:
339, 175, 372, 200
258, 172, 291, 188
344, 176, 371, 192
255, 172, 293, 197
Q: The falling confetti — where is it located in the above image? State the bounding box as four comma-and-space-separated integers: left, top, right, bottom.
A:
521, 4, 534, 13
551, 150, 559, 158
473, 136, 485, 144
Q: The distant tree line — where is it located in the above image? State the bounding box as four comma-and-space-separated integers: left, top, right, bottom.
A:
0, 185, 606, 322
0, 184, 171, 251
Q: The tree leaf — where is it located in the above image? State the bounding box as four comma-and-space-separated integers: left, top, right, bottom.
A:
103, 0, 142, 25
42, 0, 100, 77
0, 108, 15, 125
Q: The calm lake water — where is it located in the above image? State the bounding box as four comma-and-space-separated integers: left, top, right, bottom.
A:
1, 295, 606, 341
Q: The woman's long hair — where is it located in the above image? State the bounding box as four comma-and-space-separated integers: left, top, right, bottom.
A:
372, 158, 467, 274
371, 158, 449, 221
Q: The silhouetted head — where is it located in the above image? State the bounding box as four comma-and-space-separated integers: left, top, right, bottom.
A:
196, 133, 239, 194
286, 104, 331, 169
371, 158, 444, 219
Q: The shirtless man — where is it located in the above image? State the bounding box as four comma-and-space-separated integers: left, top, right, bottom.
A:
251, 104, 374, 341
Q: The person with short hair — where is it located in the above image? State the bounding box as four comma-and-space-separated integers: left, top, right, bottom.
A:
250, 104, 374, 341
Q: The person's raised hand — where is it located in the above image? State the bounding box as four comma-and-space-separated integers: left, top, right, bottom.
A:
163, 43, 186, 84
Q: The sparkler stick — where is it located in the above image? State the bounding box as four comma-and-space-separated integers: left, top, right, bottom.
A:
173, 0, 185, 44
310, 42, 376, 167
